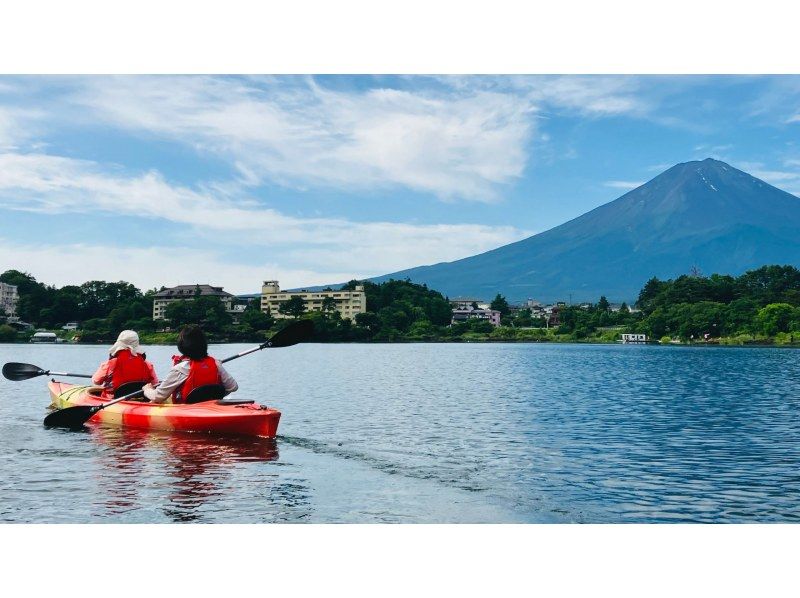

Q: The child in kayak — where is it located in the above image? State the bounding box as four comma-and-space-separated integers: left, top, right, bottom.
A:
142, 325, 238, 404
92, 330, 159, 395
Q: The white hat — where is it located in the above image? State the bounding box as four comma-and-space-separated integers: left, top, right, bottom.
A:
109, 330, 143, 356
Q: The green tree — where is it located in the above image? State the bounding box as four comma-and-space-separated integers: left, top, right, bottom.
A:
597, 296, 610, 312
490, 293, 510, 316
165, 296, 232, 332
240, 304, 274, 331
408, 319, 436, 339
320, 296, 338, 317
278, 295, 307, 319
756, 303, 799, 336
737, 265, 800, 305
355, 311, 381, 332
0, 324, 16, 342
468, 319, 494, 334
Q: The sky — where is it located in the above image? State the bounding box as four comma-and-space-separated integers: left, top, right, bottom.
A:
1, 74, 800, 294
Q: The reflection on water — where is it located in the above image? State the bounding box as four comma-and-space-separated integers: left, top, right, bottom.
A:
89, 427, 301, 522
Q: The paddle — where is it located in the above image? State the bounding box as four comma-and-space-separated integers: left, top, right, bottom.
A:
43, 319, 314, 430
2, 362, 93, 382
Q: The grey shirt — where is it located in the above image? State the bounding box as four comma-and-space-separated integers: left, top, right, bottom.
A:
143, 359, 238, 403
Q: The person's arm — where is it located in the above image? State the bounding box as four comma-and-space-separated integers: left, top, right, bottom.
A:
143, 363, 188, 403
145, 360, 159, 385
216, 361, 238, 394
92, 361, 110, 385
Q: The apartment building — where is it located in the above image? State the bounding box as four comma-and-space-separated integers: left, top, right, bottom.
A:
153, 284, 235, 320
0, 282, 18, 316
260, 280, 366, 320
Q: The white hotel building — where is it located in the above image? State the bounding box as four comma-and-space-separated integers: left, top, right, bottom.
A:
261, 281, 366, 320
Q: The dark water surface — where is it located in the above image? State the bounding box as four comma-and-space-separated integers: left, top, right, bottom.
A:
1, 342, 799, 523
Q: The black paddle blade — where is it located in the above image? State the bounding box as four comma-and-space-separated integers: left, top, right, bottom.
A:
268, 319, 314, 348
2, 362, 46, 381
43, 405, 98, 430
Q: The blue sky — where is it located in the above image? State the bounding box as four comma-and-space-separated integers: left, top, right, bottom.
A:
1, 75, 799, 294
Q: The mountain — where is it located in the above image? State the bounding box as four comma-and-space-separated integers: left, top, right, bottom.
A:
368, 159, 800, 302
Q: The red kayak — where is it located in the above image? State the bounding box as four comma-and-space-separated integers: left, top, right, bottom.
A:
48, 381, 281, 438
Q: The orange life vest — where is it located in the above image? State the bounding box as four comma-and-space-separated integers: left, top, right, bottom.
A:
107, 349, 151, 391
175, 356, 221, 404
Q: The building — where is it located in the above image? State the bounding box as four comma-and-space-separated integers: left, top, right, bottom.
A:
153, 284, 236, 320
0, 282, 18, 316
449, 297, 490, 310
62, 322, 79, 331
260, 281, 367, 320
451, 308, 502, 327
30, 331, 59, 343
621, 333, 648, 343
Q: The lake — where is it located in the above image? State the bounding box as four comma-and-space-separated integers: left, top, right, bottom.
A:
1, 341, 799, 523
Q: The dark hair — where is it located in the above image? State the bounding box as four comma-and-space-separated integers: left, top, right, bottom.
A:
177, 325, 208, 361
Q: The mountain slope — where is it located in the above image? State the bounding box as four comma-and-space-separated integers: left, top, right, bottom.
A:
369, 159, 800, 302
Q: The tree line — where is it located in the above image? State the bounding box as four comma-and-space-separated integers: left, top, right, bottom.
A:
633, 265, 800, 342
4, 265, 800, 344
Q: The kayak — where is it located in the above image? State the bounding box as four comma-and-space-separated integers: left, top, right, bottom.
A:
47, 381, 281, 438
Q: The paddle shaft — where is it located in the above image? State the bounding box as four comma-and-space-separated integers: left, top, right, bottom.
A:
221, 339, 275, 363
48, 371, 93, 379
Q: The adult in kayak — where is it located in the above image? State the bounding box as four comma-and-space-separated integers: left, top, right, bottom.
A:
142, 325, 238, 404
92, 329, 159, 397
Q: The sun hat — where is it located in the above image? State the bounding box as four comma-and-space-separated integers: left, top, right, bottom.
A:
109, 330, 143, 356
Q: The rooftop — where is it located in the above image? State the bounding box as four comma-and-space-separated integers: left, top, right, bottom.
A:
154, 284, 234, 299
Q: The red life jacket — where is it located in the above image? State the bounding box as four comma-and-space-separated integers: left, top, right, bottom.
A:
175, 356, 221, 404
107, 349, 151, 391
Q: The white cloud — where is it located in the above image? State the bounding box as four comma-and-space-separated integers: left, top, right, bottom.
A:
750, 169, 800, 183
737, 159, 800, 196
437, 75, 649, 117
68, 76, 534, 202
604, 180, 645, 190
789, 114, 800, 123
0, 106, 44, 150
736, 160, 800, 186
0, 151, 530, 284
525, 76, 648, 116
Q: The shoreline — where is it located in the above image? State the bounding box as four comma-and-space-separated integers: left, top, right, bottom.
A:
6, 338, 800, 348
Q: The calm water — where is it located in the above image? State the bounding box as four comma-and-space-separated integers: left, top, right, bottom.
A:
1, 341, 800, 523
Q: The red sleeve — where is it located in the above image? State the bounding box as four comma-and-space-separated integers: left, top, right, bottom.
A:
146, 361, 159, 385
92, 360, 110, 385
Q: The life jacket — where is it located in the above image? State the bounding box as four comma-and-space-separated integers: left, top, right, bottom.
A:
174, 356, 221, 404
106, 349, 151, 391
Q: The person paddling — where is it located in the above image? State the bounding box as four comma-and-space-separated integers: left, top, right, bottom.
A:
92, 330, 158, 396
142, 325, 238, 404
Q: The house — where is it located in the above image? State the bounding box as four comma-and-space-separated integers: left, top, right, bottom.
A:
451, 308, 502, 327
621, 333, 648, 343
449, 297, 490, 310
